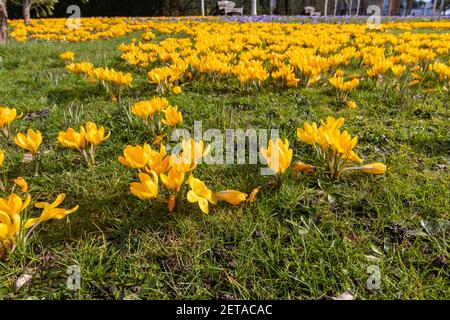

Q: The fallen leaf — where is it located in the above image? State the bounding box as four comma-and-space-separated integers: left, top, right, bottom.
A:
14, 273, 33, 292
332, 290, 355, 300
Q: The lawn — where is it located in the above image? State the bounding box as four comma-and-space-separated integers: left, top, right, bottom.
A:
0, 18, 449, 300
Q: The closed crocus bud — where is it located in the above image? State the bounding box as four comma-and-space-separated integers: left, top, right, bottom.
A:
346, 100, 357, 109
0, 149, 4, 167
172, 86, 182, 94
293, 161, 315, 173
359, 162, 386, 174
13, 177, 28, 193
214, 190, 247, 205
168, 195, 176, 213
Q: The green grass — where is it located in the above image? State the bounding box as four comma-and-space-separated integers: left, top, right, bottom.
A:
0, 29, 449, 300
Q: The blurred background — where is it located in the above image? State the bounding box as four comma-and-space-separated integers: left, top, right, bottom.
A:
6, 0, 450, 19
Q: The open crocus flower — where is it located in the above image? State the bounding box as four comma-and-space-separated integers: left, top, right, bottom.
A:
0, 193, 31, 219
131, 100, 155, 122
58, 127, 86, 150
119, 143, 152, 169
260, 138, 293, 175
296, 122, 318, 145
171, 139, 209, 172
0, 107, 21, 137
186, 175, 216, 214
358, 162, 386, 174
14, 129, 42, 155
0, 211, 21, 253
130, 172, 159, 200
84, 121, 111, 146
24, 193, 79, 229
160, 167, 185, 192
59, 51, 75, 61
214, 190, 247, 205
146, 144, 170, 175
161, 105, 182, 127
149, 97, 169, 114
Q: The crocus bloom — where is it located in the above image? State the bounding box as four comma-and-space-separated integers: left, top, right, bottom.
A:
13, 177, 28, 193
84, 121, 111, 146
246, 186, 260, 204
59, 51, 75, 61
358, 162, 386, 174
161, 105, 182, 126
131, 101, 154, 120
293, 161, 315, 173
172, 86, 182, 94
168, 195, 176, 213
296, 122, 318, 145
260, 138, 293, 174
146, 144, 170, 175
119, 143, 152, 169
130, 172, 159, 200
24, 194, 79, 229
0, 149, 4, 167
160, 167, 185, 192
186, 175, 216, 214
14, 129, 42, 155
346, 100, 357, 109
0, 193, 31, 218
0, 107, 20, 128
58, 127, 86, 150
214, 190, 247, 205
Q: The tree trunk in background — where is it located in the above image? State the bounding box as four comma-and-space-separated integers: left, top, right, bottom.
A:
349, 0, 352, 15
270, 0, 276, 14
324, 0, 328, 17
251, 0, 257, 15
356, 0, 360, 15
405, 0, 413, 15
200, 0, 205, 17
437, 0, 445, 19
334, 0, 337, 16
389, 0, 401, 16
23, 0, 31, 25
0, 0, 7, 44
275, 0, 284, 14
432, 0, 437, 19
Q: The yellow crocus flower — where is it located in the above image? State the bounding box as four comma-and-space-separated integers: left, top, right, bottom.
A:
59, 51, 75, 61
118, 143, 152, 169
160, 167, 185, 192
13, 177, 28, 193
161, 105, 182, 127
186, 175, 216, 214
260, 138, 293, 175
0, 193, 31, 219
214, 190, 247, 205
24, 193, 79, 229
130, 172, 159, 200
358, 162, 386, 174
84, 121, 111, 146
293, 161, 315, 173
146, 144, 170, 175
58, 127, 86, 150
0, 107, 20, 128
297, 122, 318, 145
14, 129, 42, 155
